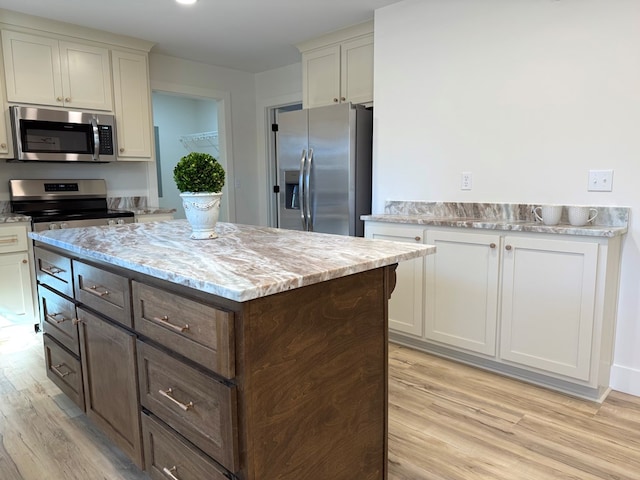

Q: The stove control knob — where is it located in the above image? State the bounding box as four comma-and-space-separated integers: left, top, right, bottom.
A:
117, 218, 126, 225
108, 220, 116, 226
49, 223, 60, 230
60, 222, 69, 229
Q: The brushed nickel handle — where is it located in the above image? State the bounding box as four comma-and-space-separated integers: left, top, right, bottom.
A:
162, 466, 181, 480
119, 147, 125, 153
0, 143, 6, 149
0, 236, 18, 244
341, 96, 346, 101
333, 97, 339, 103
152, 315, 189, 333
52, 363, 70, 378
41, 265, 64, 275
65, 97, 71, 103
56, 96, 63, 102
46, 312, 67, 324
505, 245, 512, 251
490, 243, 496, 249
85, 285, 109, 297
22, 259, 28, 264
414, 236, 421, 242
158, 388, 193, 411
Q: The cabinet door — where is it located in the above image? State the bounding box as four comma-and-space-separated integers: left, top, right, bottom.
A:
425, 230, 500, 356
59, 41, 113, 111
340, 35, 374, 105
0, 67, 12, 158
78, 307, 143, 467
0, 251, 33, 317
500, 236, 598, 380
1, 30, 62, 106
302, 44, 341, 108
365, 224, 424, 336
111, 50, 152, 160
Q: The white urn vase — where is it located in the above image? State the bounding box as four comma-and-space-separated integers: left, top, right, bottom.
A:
180, 192, 222, 239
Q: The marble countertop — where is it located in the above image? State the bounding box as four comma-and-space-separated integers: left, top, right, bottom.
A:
130, 207, 176, 215
363, 201, 630, 238
30, 220, 434, 302
363, 214, 627, 238
0, 214, 31, 224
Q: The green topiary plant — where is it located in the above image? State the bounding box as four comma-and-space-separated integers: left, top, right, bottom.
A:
173, 152, 225, 193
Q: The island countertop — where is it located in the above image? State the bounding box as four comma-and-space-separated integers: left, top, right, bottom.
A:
30, 219, 434, 302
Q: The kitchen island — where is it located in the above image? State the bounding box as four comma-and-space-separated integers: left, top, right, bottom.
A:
30, 220, 434, 480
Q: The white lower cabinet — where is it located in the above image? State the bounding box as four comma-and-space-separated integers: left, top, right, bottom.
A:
365, 224, 425, 337
500, 236, 598, 381
366, 220, 622, 401
0, 225, 35, 320
425, 229, 500, 356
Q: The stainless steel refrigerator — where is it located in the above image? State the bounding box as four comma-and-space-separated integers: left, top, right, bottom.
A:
276, 102, 373, 236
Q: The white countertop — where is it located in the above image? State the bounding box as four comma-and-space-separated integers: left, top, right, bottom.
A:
30, 220, 434, 302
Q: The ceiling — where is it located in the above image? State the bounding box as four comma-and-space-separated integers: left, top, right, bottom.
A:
0, 0, 403, 73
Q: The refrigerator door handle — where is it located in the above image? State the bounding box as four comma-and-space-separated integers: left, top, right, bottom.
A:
299, 149, 307, 230
305, 148, 313, 231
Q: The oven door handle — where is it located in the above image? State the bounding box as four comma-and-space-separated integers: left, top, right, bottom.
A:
91, 117, 100, 161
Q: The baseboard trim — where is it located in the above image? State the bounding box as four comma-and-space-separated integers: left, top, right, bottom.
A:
610, 364, 640, 397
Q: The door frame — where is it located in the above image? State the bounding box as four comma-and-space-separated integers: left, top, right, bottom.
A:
149, 80, 236, 222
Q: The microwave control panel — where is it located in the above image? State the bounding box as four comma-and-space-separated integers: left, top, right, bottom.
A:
98, 125, 114, 155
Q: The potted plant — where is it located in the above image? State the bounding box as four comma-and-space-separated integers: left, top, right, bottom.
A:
173, 152, 225, 239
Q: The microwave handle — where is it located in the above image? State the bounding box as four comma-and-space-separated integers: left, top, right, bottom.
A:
91, 117, 100, 161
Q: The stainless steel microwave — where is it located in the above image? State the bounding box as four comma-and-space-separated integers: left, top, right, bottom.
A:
9, 106, 117, 162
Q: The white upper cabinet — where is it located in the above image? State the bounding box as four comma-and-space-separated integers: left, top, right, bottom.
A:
0, 62, 12, 158
298, 22, 373, 109
111, 50, 152, 161
2, 30, 112, 111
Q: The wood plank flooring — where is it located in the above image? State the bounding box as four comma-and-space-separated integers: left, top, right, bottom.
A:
2, 317, 640, 480
388, 343, 640, 480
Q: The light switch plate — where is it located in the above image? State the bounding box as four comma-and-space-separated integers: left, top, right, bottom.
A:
588, 169, 613, 192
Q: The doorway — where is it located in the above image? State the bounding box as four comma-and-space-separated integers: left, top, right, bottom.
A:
149, 81, 235, 223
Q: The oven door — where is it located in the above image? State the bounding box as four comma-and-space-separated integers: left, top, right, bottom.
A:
10, 106, 116, 162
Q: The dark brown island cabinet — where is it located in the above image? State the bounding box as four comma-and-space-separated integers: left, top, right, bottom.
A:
31, 222, 432, 480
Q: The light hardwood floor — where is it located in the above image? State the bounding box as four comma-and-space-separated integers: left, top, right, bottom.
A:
2, 318, 640, 479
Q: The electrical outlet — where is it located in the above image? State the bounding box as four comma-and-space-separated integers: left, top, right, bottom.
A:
461, 172, 472, 190
588, 169, 613, 192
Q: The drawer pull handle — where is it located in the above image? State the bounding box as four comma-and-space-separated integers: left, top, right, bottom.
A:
414, 236, 421, 242
152, 315, 189, 333
505, 245, 513, 251
162, 466, 181, 480
86, 285, 109, 297
52, 363, 71, 378
46, 312, 67, 324
490, 243, 496, 249
158, 388, 193, 411
41, 265, 64, 275
0, 236, 18, 244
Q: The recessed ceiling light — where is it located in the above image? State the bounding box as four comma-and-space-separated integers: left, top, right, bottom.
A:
176, 0, 197, 5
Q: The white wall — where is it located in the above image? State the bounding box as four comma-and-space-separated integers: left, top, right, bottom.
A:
254, 63, 302, 226
374, 0, 640, 395
150, 53, 258, 225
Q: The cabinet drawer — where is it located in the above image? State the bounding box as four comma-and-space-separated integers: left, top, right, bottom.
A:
133, 282, 234, 379
142, 413, 229, 480
40, 285, 79, 356
74, 261, 132, 327
43, 333, 84, 410
35, 246, 74, 297
137, 341, 238, 473
0, 225, 28, 253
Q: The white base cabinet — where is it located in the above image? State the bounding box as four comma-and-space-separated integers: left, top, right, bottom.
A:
366, 224, 425, 337
365, 221, 622, 401
0, 224, 35, 321
425, 229, 500, 356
